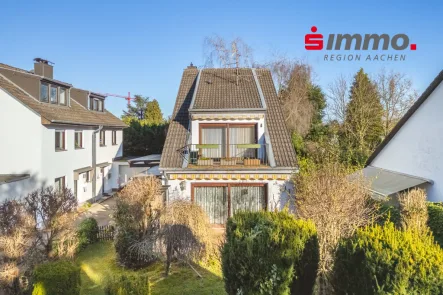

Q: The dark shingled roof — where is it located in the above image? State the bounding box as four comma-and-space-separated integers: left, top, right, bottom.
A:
192, 68, 263, 110
0, 72, 126, 128
160, 67, 296, 169
366, 70, 443, 166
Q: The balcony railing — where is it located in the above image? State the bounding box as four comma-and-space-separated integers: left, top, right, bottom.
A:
178, 143, 270, 168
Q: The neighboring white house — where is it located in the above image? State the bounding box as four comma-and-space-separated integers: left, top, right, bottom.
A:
160, 66, 296, 224
0, 59, 126, 203
363, 70, 443, 202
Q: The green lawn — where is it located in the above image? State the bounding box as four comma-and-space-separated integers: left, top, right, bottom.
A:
76, 242, 225, 295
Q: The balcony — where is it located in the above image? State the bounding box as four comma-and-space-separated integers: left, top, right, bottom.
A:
178, 144, 270, 168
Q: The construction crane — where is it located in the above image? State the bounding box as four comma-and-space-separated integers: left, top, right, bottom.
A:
98, 92, 134, 107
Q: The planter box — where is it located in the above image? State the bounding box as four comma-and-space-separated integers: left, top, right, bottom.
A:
244, 158, 261, 166
221, 159, 237, 166
197, 159, 214, 166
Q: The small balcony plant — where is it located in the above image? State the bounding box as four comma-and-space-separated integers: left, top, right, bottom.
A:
221, 157, 237, 166
244, 157, 260, 166
197, 157, 214, 166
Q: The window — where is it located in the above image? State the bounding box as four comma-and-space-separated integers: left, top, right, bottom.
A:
83, 171, 91, 183
55, 130, 65, 150
112, 130, 117, 145
93, 99, 98, 111
50, 86, 57, 103
98, 100, 103, 112
59, 88, 66, 105
75, 131, 82, 149
55, 176, 65, 191
74, 180, 77, 197
40, 83, 49, 102
100, 130, 106, 146
192, 183, 266, 224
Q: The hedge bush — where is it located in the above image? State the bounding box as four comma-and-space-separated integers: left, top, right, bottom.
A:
77, 217, 99, 250
104, 273, 150, 295
332, 222, 443, 295
32, 260, 80, 295
221, 211, 319, 295
428, 202, 443, 248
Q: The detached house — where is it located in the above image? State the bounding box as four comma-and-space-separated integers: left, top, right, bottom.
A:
0, 59, 126, 202
363, 70, 443, 202
160, 65, 296, 224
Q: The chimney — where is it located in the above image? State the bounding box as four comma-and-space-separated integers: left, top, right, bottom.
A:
33, 58, 54, 79
187, 62, 197, 69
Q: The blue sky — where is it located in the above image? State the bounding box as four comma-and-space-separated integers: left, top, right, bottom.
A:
1, 0, 442, 118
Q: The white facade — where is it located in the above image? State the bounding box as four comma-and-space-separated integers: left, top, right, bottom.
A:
371, 80, 443, 202
0, 88, 123, 202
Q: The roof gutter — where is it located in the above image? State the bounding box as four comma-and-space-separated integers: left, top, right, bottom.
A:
189, 108, 266, 113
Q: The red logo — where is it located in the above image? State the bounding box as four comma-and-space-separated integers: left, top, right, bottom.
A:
305, 26, 323, 50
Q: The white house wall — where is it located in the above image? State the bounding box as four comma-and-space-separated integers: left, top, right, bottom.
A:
0, 89, 42, 200
0, 89, 124, 202
166, 178, 293, 212
371, 81, 443, 202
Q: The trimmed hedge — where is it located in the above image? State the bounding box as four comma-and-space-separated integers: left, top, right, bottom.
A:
332, 222, 443, 295
104, 273, 150, 295
78, 217, 99, 250
428, 202, 443, 248
32, 260, 80, 295
221, 211, 319, 295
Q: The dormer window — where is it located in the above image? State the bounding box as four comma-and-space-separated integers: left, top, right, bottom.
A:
59, 88, 67, 105
50, 86, 58, 103
90, 97, 104, 112
40, 83, 49, 102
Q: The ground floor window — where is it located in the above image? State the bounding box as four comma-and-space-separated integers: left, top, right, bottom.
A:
192, 183, 266, 224
55, 176, 65, 191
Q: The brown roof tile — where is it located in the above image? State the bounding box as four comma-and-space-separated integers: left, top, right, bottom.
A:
192, 68, 263, 110
160, 67, 296, 169
0, 74, 126, 128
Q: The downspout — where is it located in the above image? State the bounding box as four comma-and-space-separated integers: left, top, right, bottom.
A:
92, 125, 103, 201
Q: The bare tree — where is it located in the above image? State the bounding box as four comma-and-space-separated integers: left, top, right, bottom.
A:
279, 62, 315, 136
375, 69, 417, 135
327, 75, 349, 123
295, 163, 377, 294
204, 35, 254, 68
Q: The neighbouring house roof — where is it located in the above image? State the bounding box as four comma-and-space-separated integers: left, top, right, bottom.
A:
160, 67, 296, 169
366, 70, 443, 165
360, 166, 433, 197
0, 174, 30, 185
0, 73, 126, 128
191, 68, 264, 110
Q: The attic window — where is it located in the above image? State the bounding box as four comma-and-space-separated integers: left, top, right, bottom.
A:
50, 86, 57, 103
59, 88, 66, 105
98, 100, 103, 112
90, 97, 104, 112
40, 83, 49, 102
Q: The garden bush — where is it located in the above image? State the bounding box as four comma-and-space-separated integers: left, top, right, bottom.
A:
332, 222, 443, 295
428, 202, 443, 248
104, 273, 150, 295
77, 217, 99, 250
221, 211, 318, 295
32, 260, 80, 295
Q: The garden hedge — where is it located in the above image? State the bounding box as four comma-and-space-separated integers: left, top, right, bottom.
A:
427, 202, 443, 248
77, 217, 99, 250
332, 222, 443, 295
221, 210, 319, 295
104, 273, 150, 295
32, 260, 80, 295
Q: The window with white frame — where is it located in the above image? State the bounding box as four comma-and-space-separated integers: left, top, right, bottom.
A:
75, 131, 83, 149
50, 86, 57, 103
55, 130, 65, 151
59, 88, 67, 105
112, 130, 117, 145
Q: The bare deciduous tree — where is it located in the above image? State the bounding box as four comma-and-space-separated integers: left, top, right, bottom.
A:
295, 163, 377, 294
279, 62, 315, 136
327, 75, 349, 123
376, 69, 417, 135
398, 188, 428, 232
204, 35, 254, 68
